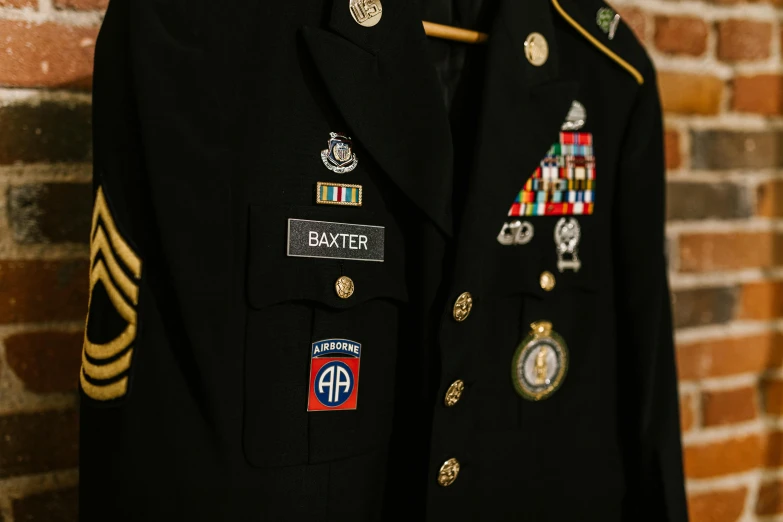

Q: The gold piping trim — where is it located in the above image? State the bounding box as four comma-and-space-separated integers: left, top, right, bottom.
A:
90, 226, 139, 305
83, 260, 137, 360
82, 349, 133, 381
550, 0, 644, 85
91, 187, 142, 279
80, 370, 128, 401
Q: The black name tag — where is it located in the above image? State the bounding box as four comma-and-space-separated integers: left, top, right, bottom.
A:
287, 219, 384, 262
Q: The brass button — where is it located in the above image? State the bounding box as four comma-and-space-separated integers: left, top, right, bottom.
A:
540, 271, 556, 292
444, 380, 465, 407
335, 276, 355, 299
438, 458, 461, 487
349, 0, 383, 28
524, 32, 549, 66
452, 292, 473, 322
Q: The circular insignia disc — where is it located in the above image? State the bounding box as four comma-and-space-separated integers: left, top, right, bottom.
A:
511, 322, 568, 401
523, 32, 549, 67
350, 0, 383, 28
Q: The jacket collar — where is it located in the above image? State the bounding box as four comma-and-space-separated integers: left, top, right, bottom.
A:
301, 0, 580, 237
302, 0, 454, 236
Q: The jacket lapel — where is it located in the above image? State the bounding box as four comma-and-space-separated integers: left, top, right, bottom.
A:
301, 0, 454, 236
458, 0, 578, 244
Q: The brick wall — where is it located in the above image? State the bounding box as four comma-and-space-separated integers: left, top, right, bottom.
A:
0, 0, 780, 520
612, 0, 783, 520
0, 0, 101, 520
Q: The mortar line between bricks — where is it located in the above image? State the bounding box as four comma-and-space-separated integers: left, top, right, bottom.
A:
686, 470, 760, 493
675, 319, 783, 344
668, 171, 783, 183
0, 468, 79, 501
666, 217, 783, 233
680, 373, 759, 390
0, 88, 92, 105
0, 6, 104, 26
682, 419, 763, 445
670, 267, 783, 289
664, 114, 783, 129
611, 0, 783, 18
0, 321, 84, 336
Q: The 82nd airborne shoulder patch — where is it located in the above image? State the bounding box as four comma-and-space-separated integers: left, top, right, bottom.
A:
308, 339, 362, 412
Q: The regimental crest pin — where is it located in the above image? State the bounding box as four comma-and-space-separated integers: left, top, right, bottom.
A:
596, 7, 621, 40
511, 321, 569, 401
308, 339, 361, 412
555, 217, 582, 273
321, 132, 358, 174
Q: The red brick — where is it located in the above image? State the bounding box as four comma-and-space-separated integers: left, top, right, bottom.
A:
757, 180, 783, 217
763, 379, 783, 415
659, 72, 724, 115
5, 331, 82, 393
689, 488, 747, 522
679, 232, 783, 272
0, 20, 98, 89
12, 488, 78, 522
672, 287, 737, 329
0, 260, 89, 324
0, 102, 92, 165
665, 130, 681, 170
718, 20, 773, 62
691, 130, 783, 170
681, 394, 695, 433
0, 410, 78, 478
733, 75, 783, 115
702, 387, 758, 426
54, 0, 108, 9
684, 434, 765, 478
765, 431, 783, 467
655, 16, 709, 56
8, 183, 92, 244
616, 7, 646, 42
677, 333, 783, 381
740, 281, 783, 320
758, 480, 783, 515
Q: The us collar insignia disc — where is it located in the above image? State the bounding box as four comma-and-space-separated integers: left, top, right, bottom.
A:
511, 321, 568, 401
561, 100, 586, 131
321, 132, 358, 174
596, 7, 621, 40
497, 220, 534, 246
350, 0, 383, 27
308, 339, 361, 411
316, 182, 363, 207
555, 217, 581, 272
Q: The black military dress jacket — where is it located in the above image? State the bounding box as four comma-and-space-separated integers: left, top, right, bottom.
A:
79, 0, 688, 520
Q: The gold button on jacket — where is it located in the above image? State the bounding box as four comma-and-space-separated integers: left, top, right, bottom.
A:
453, 292, 473, 322
438, 458, 461, 487
444, 380, 465, 407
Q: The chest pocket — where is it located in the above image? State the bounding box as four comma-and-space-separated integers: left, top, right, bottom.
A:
243, 204, 408, 468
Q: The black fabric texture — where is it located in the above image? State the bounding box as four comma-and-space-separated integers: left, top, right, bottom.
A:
79, 0, 688, 520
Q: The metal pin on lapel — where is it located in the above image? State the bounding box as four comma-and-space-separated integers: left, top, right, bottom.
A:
350, 0, 383, 27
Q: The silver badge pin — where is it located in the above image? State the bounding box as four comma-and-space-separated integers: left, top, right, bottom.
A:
561, 100, 587, 131
554, 217, 581, 272
596, 7, 621, 40
497, 220, 534, 246
350, 0, 383, 28
321, 132, 358, 174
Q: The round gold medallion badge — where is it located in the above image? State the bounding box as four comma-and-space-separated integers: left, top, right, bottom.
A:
511, 321, 568, 401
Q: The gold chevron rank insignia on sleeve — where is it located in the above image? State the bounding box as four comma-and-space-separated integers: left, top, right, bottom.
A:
80, 186, 142, 401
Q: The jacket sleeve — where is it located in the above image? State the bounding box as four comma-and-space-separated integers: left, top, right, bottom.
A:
612, 64, 689, 522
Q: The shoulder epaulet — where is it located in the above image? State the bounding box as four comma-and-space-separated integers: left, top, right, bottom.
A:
550, 0, 648, 85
